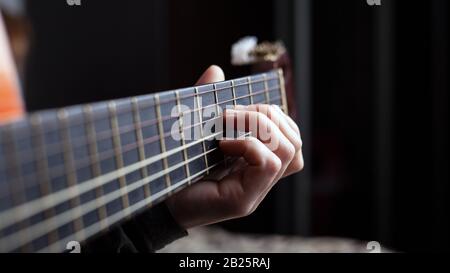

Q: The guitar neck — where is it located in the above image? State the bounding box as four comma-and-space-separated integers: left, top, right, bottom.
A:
0, 69, 287, 252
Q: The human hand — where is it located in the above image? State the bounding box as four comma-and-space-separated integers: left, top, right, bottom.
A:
165, 65, 304, 229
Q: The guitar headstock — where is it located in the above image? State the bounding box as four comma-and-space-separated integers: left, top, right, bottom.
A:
231, 37, 296, 119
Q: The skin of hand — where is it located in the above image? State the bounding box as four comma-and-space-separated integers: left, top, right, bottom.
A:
165, 65, 304, 229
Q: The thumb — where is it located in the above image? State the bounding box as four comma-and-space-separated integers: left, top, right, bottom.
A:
196, 65, 225, 85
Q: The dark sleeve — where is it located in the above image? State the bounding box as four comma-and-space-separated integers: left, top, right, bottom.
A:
81, 203, 188, 253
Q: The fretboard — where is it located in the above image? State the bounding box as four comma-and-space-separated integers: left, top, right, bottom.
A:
0, 69, 287, 252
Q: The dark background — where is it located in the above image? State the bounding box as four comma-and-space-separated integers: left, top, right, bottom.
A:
23, 0, 449, 252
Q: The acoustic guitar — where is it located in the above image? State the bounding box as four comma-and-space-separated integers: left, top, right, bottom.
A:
0, 27, 289, 253
0, 11, 293, 252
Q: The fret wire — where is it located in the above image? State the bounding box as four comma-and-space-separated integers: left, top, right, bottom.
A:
175, 91, 192, 186
212, 83, 225, 169
40, 159, 224, 253
194, 87, 210, 175
29, 115, 59, 250
0, 146, 222, 252
0, 84, 281, 171
278, 69, 289, 114
83, 105, 108, 230
154, 94, 172, 191
231, 79, 237, 107
3, 125, 32, 252
0, 90, 283, 201
135, 76, 277, 109
159, 76, 277, 108
3, 125, 24, 205
247, 77, 254, 105
213, 84, 221, 118
228, 79, 238, 141
212, 83, 222, 169
131, 97, 152, 200
0, 76, 280, 149
58, 109, 86, 244
263, 73, 271, 104
108, 101, 131, 215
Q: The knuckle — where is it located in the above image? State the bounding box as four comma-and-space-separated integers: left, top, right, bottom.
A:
266, 155, 282, 174
257, 103, 269, 109
246, 136, 259, 146
268, 104, 278, 113
258, 104, 270, 116
292, 153, 305, 172
280, 142, 296, 162
291, 137, 302, 153
256, 111, 268, 121
267, 106, 277, 119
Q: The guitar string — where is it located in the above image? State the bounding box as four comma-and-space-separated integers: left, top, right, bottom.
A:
0, 97, 281, 227
0, 74, 279, 147
0, 93, 279, 231
41, 160, 223, 253
0, 75, 283, 251
0, 88, 280, 196
3, 130, 253, 251
0, 145, 224, 252
0, 85, 280, 177
0, 130, 224, 235
0, 89, 280, 201
1, 77, 279, 162
0, 116, 221, 199
3, 84, 285, 252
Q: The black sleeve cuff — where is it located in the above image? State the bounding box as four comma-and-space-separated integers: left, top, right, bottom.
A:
121, 202, 188, 252
82, 202, 188, 253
